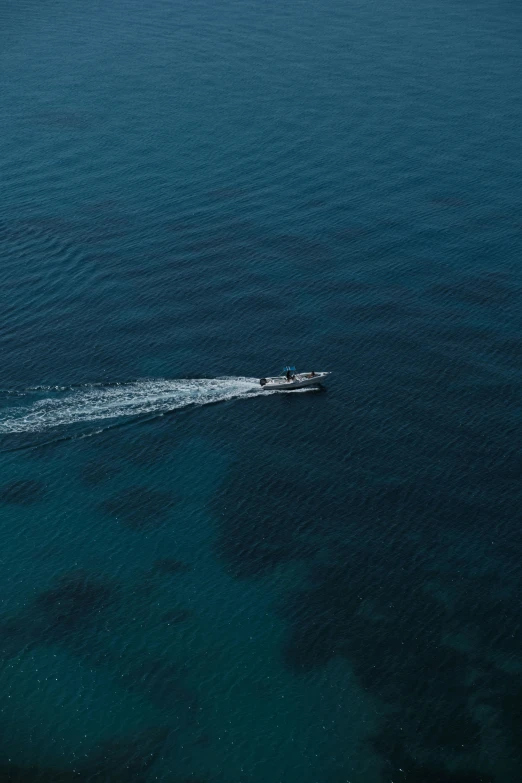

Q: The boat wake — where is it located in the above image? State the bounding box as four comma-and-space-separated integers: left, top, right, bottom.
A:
0, 377, 316, 434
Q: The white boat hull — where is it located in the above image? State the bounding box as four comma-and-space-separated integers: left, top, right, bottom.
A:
260, 372, 330, 390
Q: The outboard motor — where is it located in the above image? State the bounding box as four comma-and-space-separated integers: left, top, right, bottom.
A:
260, 378, 267, 386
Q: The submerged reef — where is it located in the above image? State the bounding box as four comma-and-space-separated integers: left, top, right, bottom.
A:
371, 733, 494, 782
154, 557, 192, 575
0, 725, 168, 782
214, 468, 320, 578
213, 424, 522, 781
117, 655, 199, 718
162, 608, 191, 625
0, 570, 116, 655
80, 459, 120, 486
99, 486, 176, 530
81, 726, 169, 780
34, 570, 116, 642
0, 479, 46, 505
279, 528, 522, 779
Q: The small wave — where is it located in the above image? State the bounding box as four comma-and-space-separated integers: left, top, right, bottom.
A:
0, 377, 310, 434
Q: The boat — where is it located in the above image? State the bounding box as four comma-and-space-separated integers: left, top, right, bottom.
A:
259, 366, 330, 390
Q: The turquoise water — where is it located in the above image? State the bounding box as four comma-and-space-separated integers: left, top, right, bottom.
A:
1, 0, 522, 780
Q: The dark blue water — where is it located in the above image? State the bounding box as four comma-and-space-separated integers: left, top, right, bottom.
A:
1, 0, 522, 780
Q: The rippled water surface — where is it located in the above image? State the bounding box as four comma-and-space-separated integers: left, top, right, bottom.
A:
1, 0, 522, 780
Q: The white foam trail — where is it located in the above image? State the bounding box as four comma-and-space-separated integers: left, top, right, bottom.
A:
0, 377, 266, 433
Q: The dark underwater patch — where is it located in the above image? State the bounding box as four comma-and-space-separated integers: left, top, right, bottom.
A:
34, 570, 115, 643
340, 298, 416, 324
31, 540, 67, 562
154, 558, 192, 575
0, 570, 116, 660
99, 486, 176, 530
278, 519, 522, 777
276, 493, 503, 758
120, 657, 199, 714
0, 572, 200, 731
80, 459, 120, 486
0, 762, 80, 782
0, 724, 169, 782
453, 587, 522, 662
302, 197, 327, 209
82, 725, 169, 781
428, 272, 519, 308
23, 437, 67, 461
481, 669, 522, 764
0, 616, 35, 660
104, 419, 178, 467
162, 608, 191, 625
0, 479, 46, 505
333, 225, 370, 242
371, 733, 493, 782
233, 292, 282, 313
207, 186, 248, 201
37, 110, 90, 130
123, 435, 173, 467
80, 201, 133, 234
428, 194, 469, 209
215, 501, 302, 579
214, 463, 324, 578
267, 233, 328, 265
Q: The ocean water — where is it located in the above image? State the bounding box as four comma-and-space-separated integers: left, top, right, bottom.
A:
1, 0, 522, 780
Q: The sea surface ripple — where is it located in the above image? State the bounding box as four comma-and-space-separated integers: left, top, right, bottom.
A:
1, 0, 522, 781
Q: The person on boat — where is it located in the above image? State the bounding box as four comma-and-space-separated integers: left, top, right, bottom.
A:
286, 369, 292, 381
